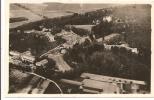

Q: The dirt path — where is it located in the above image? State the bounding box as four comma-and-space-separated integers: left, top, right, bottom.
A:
48, 54, 72, 72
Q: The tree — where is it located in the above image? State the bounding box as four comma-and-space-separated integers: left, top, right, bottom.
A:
92, 20, 113, 39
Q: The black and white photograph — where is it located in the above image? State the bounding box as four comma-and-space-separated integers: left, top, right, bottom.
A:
8, 1, 152, 95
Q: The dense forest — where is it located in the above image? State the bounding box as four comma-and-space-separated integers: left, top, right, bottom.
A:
63, 42, 150, 90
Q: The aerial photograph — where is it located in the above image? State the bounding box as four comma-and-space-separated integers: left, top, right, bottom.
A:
9, 3, 151, 94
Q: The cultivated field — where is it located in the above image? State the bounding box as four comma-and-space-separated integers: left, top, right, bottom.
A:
10, 4, 74, 29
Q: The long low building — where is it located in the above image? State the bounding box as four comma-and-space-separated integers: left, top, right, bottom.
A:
60, 72, 147, 94
104, 44, 139, 54
81, 73, 146, 85
10, 51, 36, 63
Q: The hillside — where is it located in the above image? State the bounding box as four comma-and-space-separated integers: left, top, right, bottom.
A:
112, 5, 151, 49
